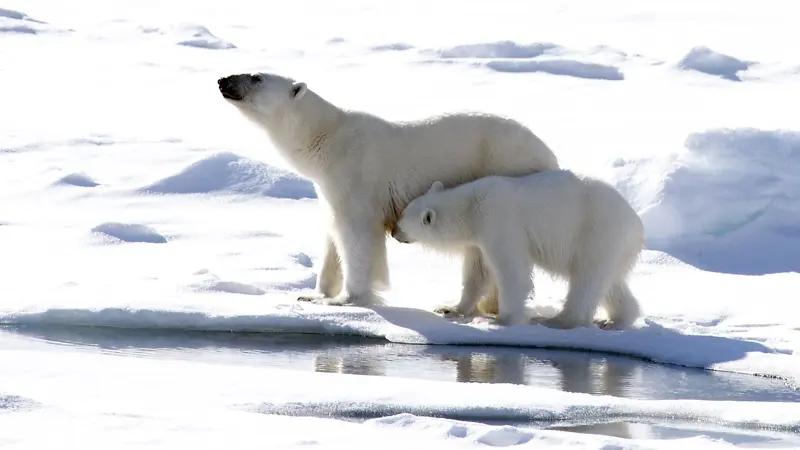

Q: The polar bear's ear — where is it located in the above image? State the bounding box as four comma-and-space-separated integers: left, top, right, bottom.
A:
427, 181, 444, 195
421, 208, 436, 227
290, 81, 307, 100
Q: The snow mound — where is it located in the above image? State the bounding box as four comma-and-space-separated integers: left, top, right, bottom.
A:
365, 414, 792, 448
195, 280, 266, 296
625, 128, 800, 275
0, 394, 40, 412
483, 59, 624, 80
91, 222, 168, 244
137, 152, 316, 199
436, 41, 561, 59
0, 8, 51, 34
677, 46, 753, 81
371, 42, 414, 52
53, 172, 100, 188
292, 252, 313, 268
192, 279, 267, 295
174, 24, 236, 50
426, 41, 623, 80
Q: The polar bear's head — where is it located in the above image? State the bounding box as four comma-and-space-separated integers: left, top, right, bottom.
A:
393, 181, 475, 251
217, 72, 310, 124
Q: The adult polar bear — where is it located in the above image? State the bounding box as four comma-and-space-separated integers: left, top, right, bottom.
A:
217, 71, 559, 308
392, 172, 644, 330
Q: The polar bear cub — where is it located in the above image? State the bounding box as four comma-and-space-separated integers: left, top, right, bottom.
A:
392, 170, 645, 329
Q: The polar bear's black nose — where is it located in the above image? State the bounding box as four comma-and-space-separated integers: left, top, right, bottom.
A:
390, 225, 412, 244
218, 75, 245, 101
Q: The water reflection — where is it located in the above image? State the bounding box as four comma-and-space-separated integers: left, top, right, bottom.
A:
4, 324, 796, 405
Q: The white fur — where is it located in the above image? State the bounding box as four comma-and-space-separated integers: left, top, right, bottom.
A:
218, 71, 559, 307
394, 170, 645, 329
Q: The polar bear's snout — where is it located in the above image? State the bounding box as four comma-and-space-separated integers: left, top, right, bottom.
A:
218, 74, 258, 101
390, 224, 414, 244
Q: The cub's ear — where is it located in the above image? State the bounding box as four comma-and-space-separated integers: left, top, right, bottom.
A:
290, 81, 307, 99
427, 181, 444, 194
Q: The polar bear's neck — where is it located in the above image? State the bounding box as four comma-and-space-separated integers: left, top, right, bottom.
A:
261, 92, 345, 177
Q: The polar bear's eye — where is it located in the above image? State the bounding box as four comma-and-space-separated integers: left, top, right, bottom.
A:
422, 210, 434, 226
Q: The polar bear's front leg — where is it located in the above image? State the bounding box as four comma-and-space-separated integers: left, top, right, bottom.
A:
481, 238, 533, 326
313, 211, 382, 307
297, 232, 343, 302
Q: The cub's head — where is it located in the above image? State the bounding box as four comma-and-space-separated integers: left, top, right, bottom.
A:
217, 72, 308, 124
393, 181, 473, 251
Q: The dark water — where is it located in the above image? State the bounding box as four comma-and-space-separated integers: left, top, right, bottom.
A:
3, 325, 799, 446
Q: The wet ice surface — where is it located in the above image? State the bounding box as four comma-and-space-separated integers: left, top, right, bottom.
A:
4, 325, 799, 447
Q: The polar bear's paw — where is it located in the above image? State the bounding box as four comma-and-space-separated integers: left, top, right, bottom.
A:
297, 293, 326, 303
594, 318, 635, 331
433, 305, 466, 318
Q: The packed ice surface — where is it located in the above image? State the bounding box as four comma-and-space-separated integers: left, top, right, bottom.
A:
1, 0, 800, 448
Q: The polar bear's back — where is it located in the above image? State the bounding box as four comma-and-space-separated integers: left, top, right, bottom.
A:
476, 170, 643, 276
390, 112, 556, 173
357, 111, 559, 227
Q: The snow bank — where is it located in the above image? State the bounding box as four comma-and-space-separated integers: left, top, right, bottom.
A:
236, 365, 800, 432
137, 152, 316, 199
91, 222, 168, 244
425, 40, 624, 80
620, 128, 800, 275
677, 46, 753, 81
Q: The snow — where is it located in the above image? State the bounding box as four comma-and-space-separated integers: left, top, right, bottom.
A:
677, 46, 753, 82
2, 0, 800, 448
2, 347, 798, 449
137, 151, 317, 198
0, 7, 54, 34
628, 128, 800, 274
53, 172, 101, 188
90, 222, 169, 244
